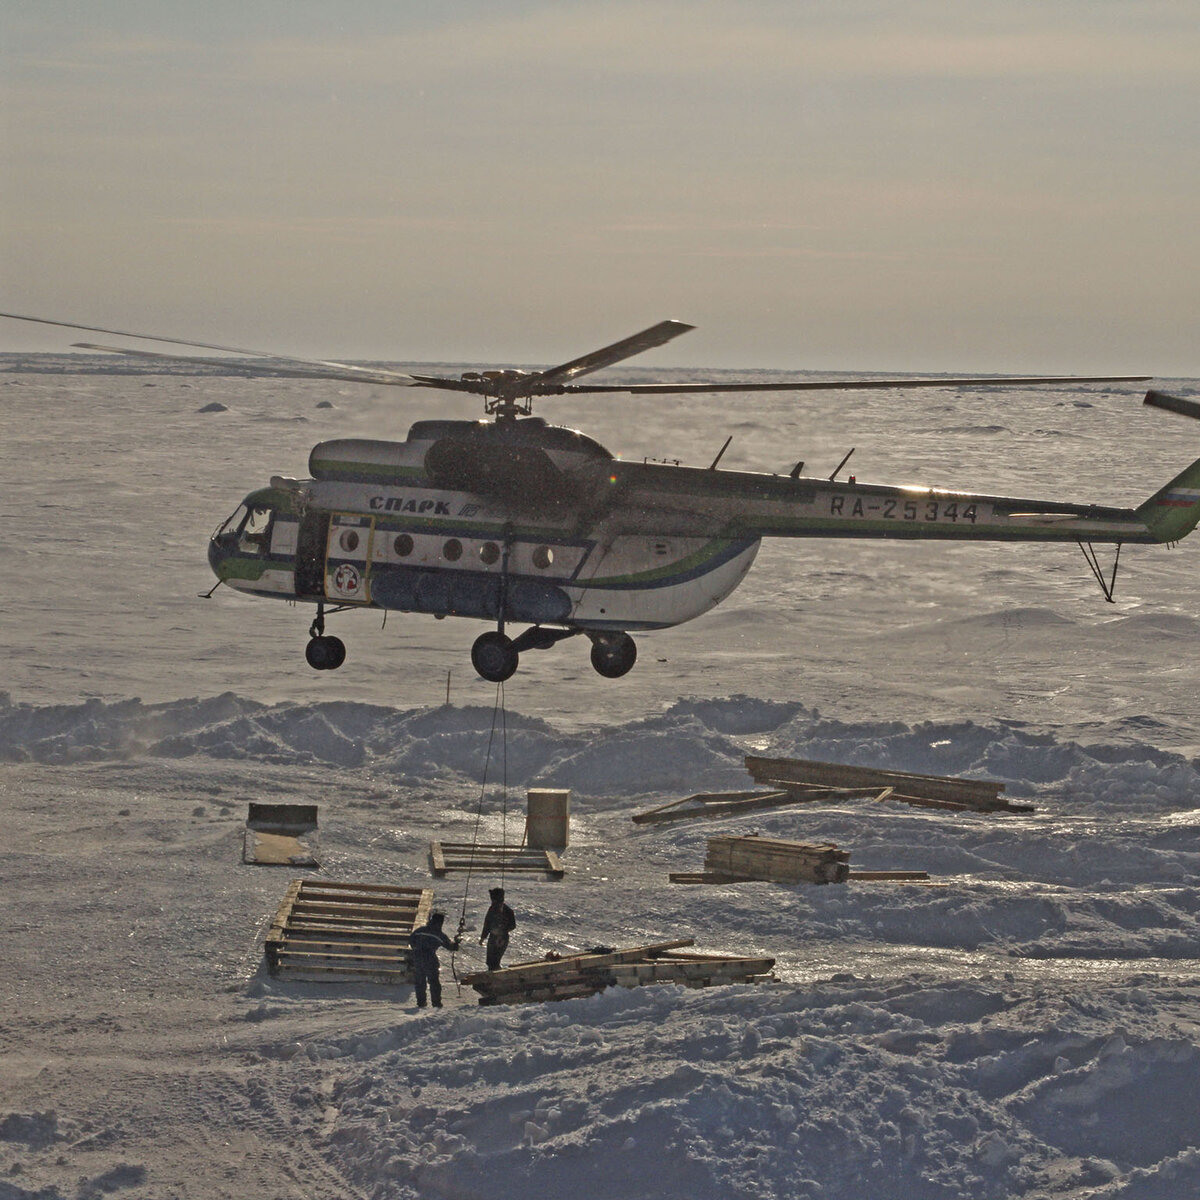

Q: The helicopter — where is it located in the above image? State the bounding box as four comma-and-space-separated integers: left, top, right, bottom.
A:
6, 311, 1200, 683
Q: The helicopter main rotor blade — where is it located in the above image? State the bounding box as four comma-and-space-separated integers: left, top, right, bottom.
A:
72, 342, 419, 387
526, 319, 695, 389
0, 311, 417, 386
552, 373, 1151, 395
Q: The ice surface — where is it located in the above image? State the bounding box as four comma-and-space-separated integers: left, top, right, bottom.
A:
3, 357, 1200, 1198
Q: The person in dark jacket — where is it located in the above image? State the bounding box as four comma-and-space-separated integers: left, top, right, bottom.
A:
409, 911, 460, 1008
480, 886, 517, 971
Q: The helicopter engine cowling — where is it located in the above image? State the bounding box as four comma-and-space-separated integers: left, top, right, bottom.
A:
420, 416, 612, 509
423, 436, 579, 507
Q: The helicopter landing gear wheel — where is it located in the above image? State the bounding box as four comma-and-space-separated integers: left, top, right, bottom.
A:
589, 632, 637, 679
306, 634, 346, 671
471, 631, 518, 682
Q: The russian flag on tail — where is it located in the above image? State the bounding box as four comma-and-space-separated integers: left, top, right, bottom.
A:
1156, 488, 1200, 509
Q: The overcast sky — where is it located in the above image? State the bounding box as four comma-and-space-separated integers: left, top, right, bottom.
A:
2, 2, 1198, 373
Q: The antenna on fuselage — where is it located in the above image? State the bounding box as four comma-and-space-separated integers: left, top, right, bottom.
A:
708, 435, 733, 470
829, 448, 856, 481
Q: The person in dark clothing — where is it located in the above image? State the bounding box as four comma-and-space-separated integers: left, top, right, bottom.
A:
480, 886, 517, 971
409, 911, 460, 1008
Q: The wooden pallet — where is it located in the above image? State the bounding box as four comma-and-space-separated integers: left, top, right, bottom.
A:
461, 939, 775, 1005
429, 841, 564, 879
263, 879, 433, 982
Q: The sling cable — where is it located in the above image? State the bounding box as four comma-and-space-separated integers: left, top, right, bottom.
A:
450, 681, 515, 993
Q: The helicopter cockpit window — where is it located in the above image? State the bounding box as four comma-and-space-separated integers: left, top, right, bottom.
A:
238, 505, 273, 555
212, 504, 246, 542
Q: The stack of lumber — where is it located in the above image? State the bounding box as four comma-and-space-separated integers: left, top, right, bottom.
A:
702, 834, 851, 884
461, 939, 775, 1005
263, 879, 432, 982
429, 841, 564, 879
630, 756, 1026, 828
744, 755, 1030, 813
671, 835, 931, 887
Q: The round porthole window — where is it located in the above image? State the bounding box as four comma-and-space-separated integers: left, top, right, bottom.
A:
532, 545, 554, 570
339, 529, 360, 553
479, 541, 500, 565
443, 538, 463, 562
393, 533, 414, 557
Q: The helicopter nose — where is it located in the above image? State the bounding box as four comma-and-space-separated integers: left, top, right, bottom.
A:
208, 534, 233, 579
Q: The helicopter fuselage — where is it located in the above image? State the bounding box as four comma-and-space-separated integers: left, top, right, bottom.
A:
207, 411, 1200, 680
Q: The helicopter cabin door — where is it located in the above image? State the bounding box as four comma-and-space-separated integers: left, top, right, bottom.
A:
294, 511, 330, 598
325, 513, 374, 603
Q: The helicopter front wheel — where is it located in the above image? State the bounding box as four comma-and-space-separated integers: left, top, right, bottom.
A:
306, 635, 347, 671
589, 632, 637, 679
471, 631, 519, 682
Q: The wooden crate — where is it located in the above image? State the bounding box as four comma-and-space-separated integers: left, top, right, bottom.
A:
461, 939, 775, 1005
243, 802, 320, 867
705, 834, 851, 884
429, 841, 564, 879
263, 879, 433, 982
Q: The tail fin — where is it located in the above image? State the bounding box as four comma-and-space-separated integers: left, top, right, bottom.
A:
1137, 456, 1200, 542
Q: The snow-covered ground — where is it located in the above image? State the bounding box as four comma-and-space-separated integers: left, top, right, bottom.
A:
3, 357, 1200, 1199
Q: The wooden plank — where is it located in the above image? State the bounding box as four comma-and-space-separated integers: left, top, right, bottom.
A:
631, 787, 892, 826
289, 905, 421, 923
292, 893, 426, 911
289, 901, 423, 921
266, 880, 302, 943
275, 944, 408, 963
437, 843, 545, 857
630, 790, 786, 825
668, 871, 747, 885
271, 955, 411, 981
754, 774, 978, 811
413, 888, 433, 931
847, 870, 931, 881
430, 842, 447, 876
296, 880, 427, 897
290, 895, 425, 913
280, 926, 415, 944
629, 792, 750, 821
745, 754, 1006, 807
279, 925, 416, 943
